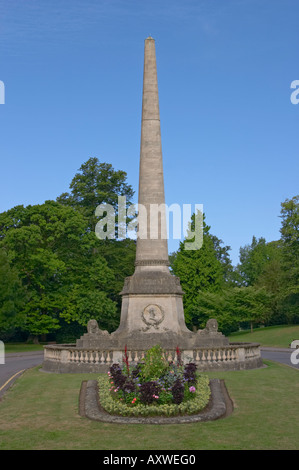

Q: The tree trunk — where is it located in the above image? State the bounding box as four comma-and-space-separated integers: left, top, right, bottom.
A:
27, 335, 40, 344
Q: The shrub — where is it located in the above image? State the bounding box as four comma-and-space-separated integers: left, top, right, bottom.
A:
109, 363, 127, 390
139, 381, 161, 405
98, 373, 211, 417
139, 345, 168, 382
171, 378, 184, 404
101, 345, 211, 417
184, 363, 197, 385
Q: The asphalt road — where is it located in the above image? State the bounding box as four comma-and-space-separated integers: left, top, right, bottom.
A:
261, 347, 299, 370
0, 347, 298, 400
0, 351, 43, 399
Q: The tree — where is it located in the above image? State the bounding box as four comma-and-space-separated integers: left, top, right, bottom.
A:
0, 248, 27, 334
189, 285, 272, 335
171, 212, 229, 328
189, 290, 239, 335
278, 195, 299, 323
236, 236, 281, 287
57, 158, 135, 233
0, 201, 119, 341
95, 238, 136, 310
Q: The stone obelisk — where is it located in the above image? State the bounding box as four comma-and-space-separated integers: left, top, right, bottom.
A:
114, 37, 193, 349
135, 36, 169, 267
76, 37, 229, 351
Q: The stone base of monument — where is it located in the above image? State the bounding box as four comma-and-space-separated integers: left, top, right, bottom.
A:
41, 318, 263, 373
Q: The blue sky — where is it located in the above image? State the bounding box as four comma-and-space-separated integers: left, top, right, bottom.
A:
0, 0, 298, 265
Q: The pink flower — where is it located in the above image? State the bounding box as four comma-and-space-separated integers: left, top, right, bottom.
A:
189, 386, 196, 393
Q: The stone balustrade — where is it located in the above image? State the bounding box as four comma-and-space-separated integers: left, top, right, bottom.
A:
42, 342, 262, 373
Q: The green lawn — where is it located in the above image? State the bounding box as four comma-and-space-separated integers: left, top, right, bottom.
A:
0, 360, 298, 450
4, 343, 45, 353
229, 324, 299, 348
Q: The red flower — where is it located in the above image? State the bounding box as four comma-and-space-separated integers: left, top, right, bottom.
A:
123, 345, 130, 374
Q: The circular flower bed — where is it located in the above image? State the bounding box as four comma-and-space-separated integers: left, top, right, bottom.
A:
98, 345, 211, 417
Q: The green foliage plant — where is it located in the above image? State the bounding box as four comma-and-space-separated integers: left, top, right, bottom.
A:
99, 345, 211, 417
139, 344, 168, 382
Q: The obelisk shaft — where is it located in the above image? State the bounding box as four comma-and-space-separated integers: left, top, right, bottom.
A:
135, 37, 169, 269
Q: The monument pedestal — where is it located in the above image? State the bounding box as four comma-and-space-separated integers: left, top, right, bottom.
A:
76, 260, 228, 351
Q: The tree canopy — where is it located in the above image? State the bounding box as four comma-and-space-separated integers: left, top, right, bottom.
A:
0, 155, 297, 342
0, 159, 136, 342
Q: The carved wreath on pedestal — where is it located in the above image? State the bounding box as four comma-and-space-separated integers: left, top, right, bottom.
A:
141, 304, 165, 331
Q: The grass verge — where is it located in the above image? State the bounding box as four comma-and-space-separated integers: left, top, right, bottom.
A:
229, 324, 299, 348
0, 360, 298, 450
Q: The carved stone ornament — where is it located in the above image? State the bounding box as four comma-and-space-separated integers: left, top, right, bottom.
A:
87, 319, 100, 334
141, 304, 165, 331
87, 319, 109, 336
199, 318, 219, 336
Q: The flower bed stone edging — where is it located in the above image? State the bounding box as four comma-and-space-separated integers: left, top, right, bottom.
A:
79, 378, 233, 424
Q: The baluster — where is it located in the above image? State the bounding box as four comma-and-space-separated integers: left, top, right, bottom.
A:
94, 350, 99, 364
206, 349, 211, 363
73, 350, 77, 363
100, 351, 106, 364
108, 351, 113, 365
86, 351, 91, 363
128, 350, 133, 363
92, 351, 96, 363
219, 349, 224, 362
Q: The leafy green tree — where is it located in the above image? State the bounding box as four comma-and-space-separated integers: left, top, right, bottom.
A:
230, 286, 272, 332
191, 286, 272, 334
95, 238, 136, 310
0, 201, 119, 341
57, 157, 135, 233
278, 195, 299, 323
236, 236, 281, 287
56, 157, 137, 318
190, 290, 238, 335
171, 212, 229, 328
0, 248, 27, 333
210, 234, 235, 286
